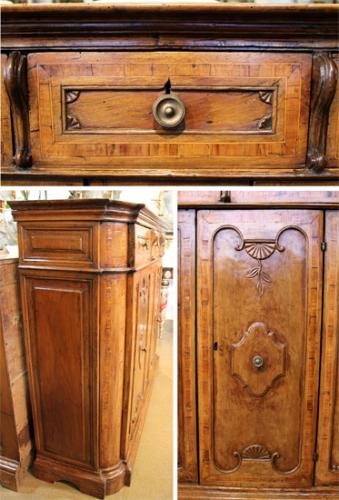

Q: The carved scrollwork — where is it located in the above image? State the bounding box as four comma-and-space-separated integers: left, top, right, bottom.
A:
4, 51, 32, 168
307, 52, 338, 172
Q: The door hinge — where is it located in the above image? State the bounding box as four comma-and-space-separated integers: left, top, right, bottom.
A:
313, 451, 319, 462
321, 241, 327, 251
213, 341, 218, 351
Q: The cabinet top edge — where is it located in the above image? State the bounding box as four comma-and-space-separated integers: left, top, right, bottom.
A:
8, 199, 168, 231
2, 3, 338, 41
178, 202, 339, 209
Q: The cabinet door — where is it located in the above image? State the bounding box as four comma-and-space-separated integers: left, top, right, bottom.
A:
125, 263, 160, 455
316, 210, 339, 485
178, 210, 198, 482
197, 209, 323, 488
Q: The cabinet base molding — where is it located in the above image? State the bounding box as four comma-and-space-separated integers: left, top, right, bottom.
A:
179, 484, 339, 499
32, 455, 127, 499
0, 453, 32, 491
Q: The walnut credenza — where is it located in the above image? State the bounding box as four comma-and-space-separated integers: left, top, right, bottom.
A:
9, 199, 166, 499
0, 257, 32, 491
1, 4, 339, 185
178, 191, 339, 499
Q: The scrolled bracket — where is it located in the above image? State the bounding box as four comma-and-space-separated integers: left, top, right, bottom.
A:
306, 51, 338, 173
4, 51, 32, 169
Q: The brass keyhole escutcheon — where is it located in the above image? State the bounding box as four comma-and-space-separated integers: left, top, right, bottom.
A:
152, 93, 185, 129
253, 355, 264, 369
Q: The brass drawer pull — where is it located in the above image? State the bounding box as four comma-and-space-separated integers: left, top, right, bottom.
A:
152, 93, 185, 129
252, 355, 264, 369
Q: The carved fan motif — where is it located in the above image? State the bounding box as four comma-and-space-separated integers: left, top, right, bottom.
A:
243, 241, 277, 260
66, 90, 81, 104
241, 444, 271, 460
258, 90, 273, 105
237, 235, 285, 297
66, 114, 81, 130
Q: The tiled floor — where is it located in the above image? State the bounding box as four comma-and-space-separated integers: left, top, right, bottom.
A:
0, 327, 173, 500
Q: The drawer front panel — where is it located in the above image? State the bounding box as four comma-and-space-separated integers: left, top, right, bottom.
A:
28, 52, 311, 171
197, 209, 322, 487
18, 222, 98, 269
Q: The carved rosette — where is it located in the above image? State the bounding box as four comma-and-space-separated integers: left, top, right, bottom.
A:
307, 52, 338, 172
4, 51, 32, 168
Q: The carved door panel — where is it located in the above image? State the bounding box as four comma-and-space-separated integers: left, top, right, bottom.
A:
128, 272, 152, 442
316, 210, 339, 485
178, 210, 198, 482
197, 209, 323, 487
20, 273, 96, 468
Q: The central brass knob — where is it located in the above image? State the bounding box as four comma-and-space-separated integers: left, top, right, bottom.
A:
152, 93, 185, 129
164, 105, 175, 117
253, 355, 264, 369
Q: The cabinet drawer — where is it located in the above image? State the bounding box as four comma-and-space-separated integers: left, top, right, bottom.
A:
27, 51, 311, 173
18, 222, 98, 269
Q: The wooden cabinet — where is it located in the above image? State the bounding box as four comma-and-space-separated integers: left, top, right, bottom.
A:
0, 258, 33, 491
1, 4, 338, 184
178, 192, 339, 499
9, 199, 166, 499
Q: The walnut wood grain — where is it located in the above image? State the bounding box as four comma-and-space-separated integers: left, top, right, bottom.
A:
316, 210, 339, 485
9, 199, 165, 499
178, 210, 198, 483
307, 52, 338, 172
3, 52, 32, 169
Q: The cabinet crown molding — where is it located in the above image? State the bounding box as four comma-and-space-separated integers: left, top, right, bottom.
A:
9, 198, 168, 230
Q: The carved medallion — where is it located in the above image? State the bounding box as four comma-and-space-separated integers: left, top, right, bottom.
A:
230, 322, 286, 397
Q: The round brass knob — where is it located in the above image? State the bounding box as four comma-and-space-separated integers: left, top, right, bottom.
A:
152, 93, 185, 129
253, 355, 264, 369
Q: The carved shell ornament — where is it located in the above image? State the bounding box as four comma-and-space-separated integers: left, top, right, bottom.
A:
216, 225, 303, 297
236, 230, 286, 297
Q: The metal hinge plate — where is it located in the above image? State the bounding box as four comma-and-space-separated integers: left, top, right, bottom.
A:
313, 451, 319, 462
321, 241, 327, 251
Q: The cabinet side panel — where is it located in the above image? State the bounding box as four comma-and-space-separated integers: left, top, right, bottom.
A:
316, 210, 339, 485
23, 275, 95, 467
178, 210, 198, 483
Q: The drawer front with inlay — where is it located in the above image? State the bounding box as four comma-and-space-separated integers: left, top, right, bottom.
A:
27, 51, 311, 174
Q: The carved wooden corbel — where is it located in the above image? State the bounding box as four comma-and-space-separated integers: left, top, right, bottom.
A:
306, 52, 338, 173
4, 51, 32, 168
